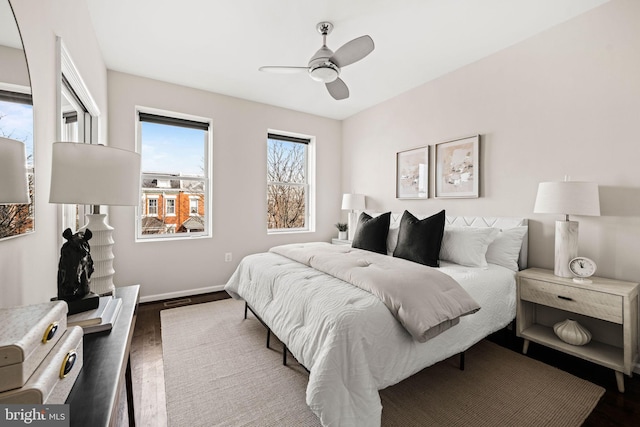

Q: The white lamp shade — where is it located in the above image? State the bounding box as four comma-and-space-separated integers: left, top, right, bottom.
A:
341, 193, 365, 211
50, 142, 141, 206
0, 137, 30, 204
534, 181, 600, 216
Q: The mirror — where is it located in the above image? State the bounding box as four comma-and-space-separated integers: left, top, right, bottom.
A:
0, 0, 34, 239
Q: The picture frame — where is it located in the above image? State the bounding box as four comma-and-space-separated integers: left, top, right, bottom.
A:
435, 135, 480, 198
396, 146, 429, 199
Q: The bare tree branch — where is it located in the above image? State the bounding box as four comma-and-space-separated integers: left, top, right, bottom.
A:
267, 139, 307, 229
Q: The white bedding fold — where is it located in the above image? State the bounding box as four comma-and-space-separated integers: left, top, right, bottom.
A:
270, 242, 480, 342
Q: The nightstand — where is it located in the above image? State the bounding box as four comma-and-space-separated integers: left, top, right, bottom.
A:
516, 268, 638, 393
331, 238, 352, 246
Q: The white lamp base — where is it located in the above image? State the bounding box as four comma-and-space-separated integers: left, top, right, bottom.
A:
347, 211, 359, 241
80, 214, 116, 295
554, 220, 578, 278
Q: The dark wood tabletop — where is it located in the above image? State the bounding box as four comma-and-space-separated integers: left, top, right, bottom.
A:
66, 284, 139, 427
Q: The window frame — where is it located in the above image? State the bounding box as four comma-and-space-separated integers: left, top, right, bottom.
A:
135, 106, 212, 242
266, 130, 316, 234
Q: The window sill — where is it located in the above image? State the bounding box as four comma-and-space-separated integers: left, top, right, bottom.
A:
267, 229, 314, 235
136, 233, 211, 243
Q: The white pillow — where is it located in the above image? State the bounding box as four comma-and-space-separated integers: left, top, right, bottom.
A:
439, 226, 499, 268
485, 226, 528, 271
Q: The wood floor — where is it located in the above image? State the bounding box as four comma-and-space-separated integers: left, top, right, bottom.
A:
129, 291, 639, 426
129, 292, 230, 427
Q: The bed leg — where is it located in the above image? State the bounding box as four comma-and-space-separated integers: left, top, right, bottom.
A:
267, 329, 271, 348
283, 344, 287, 366
244, 302, 248, 319
459, 352, 465, 371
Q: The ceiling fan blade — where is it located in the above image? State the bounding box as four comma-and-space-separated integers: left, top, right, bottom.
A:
330, 35, 374, 68
259, 66, 308, 74
326, 78, 349, 100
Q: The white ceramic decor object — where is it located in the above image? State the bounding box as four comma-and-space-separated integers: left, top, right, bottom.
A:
553, 319, 592, 346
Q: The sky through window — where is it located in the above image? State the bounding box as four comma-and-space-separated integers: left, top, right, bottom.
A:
141, 121, 204, 176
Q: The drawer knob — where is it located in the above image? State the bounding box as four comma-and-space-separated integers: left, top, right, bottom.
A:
42, 322, 59, 343
557, 295, 574, 302
60, 350, 78, 379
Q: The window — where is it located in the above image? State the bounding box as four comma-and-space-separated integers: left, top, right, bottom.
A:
0, 88, 34, 239
58, 41, 101, 235
267, 132, 315, 233
59, 76, 95, 233
61, 75, 95, 146
136, 109, 211, 240
147, 197, 158, 216
189, 197, 198, 215
165, 197, 176, 216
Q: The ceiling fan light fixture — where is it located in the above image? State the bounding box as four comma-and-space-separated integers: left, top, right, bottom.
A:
260, 22, 374, 100
309, 63, 339, 83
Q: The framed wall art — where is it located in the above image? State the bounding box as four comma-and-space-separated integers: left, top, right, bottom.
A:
396, 146, 429, 199
435, 135, 480, 198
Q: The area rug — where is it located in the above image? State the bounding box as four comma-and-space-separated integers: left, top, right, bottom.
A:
161, 298, 604, 427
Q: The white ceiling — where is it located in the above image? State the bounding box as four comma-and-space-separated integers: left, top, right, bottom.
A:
86, 0, 608, 120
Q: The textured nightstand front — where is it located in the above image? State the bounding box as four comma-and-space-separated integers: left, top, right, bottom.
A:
519, 277, 623, 323
516, 268, 639, 393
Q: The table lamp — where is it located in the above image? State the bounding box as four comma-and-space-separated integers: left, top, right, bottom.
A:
533, 180, 600, 277
50, 142, 141, 296
0, 137, 30, 204
341, 193, 365, 240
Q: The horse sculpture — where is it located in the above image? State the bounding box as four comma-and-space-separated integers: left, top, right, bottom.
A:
57, 228, 94, 302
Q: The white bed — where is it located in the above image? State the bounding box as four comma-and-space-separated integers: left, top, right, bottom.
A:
225, 214, 528, 427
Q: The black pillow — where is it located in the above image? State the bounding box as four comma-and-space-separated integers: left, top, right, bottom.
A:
352, 212, 391, 254
393, 210, 445, 267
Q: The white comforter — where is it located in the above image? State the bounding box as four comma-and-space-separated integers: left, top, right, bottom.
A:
224, 248, 516, 427
270, 243, 481, 342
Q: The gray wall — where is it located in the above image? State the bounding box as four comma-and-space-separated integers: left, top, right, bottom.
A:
4, 0, 342, 305
107, 72, 342, 301
342, 0, 640, 283
3, 0, 638, 308
2, 0, 108, 307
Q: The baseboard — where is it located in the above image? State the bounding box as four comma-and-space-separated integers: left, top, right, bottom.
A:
139, 284, 226, 303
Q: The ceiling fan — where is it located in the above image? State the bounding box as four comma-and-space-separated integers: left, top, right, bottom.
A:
259, 22, 375, 100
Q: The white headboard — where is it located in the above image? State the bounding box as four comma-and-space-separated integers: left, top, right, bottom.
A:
364, 212, 529, 270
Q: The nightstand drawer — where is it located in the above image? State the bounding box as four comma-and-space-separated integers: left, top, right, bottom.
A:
520, 278, 622, 324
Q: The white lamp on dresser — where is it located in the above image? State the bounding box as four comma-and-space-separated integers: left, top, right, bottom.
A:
533, 179, 600, 278
50, 142, 141, 295
341, 193, 365, 241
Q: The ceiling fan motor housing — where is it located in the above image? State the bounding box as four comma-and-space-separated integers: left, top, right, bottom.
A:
308, 43, 339, 83
309, 62, 339, 83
